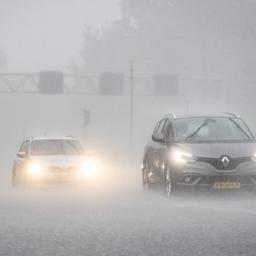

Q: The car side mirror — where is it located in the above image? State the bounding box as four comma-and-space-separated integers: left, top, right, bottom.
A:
152, 134, 164, 142
17, 152, 26, 158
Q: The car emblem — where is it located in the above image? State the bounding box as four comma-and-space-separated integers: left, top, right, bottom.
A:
220, 156, 230, 167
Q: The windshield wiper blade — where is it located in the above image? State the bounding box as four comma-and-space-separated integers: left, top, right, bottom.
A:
185, 119, 212, 142
228, 118, 251, 140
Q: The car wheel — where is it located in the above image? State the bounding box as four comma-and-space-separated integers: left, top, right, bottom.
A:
164, 167, 176, 197
142, 160, 150, 191
12, 170, 20, 188
12, 169, 25, 188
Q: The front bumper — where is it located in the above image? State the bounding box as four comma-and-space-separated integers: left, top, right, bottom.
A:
25, 167, 100, 186
173, 160, 256, 190
27, 172, 82, 185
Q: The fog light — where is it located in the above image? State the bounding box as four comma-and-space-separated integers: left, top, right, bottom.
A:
185, 176, 191, 183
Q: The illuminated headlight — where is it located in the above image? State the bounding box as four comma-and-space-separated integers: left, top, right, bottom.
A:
80, 160, 97, 177
252, 153, 256, 161
28, 163, 42, 176
172, 151, 195, 164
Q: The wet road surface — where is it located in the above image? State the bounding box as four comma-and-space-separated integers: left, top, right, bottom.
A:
0, 184, 256, 256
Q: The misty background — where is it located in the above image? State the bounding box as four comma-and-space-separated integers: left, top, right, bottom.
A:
1, 0, 256, 183
1, 2, 256, 256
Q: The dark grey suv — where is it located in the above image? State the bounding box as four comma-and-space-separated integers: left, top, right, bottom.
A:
142, 113, 256, 195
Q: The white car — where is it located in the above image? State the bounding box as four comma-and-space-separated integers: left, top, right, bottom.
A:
12, 136, 97, 187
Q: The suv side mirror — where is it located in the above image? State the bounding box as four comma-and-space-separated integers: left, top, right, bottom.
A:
17, 152, 26, 158
152, 134, 165, 142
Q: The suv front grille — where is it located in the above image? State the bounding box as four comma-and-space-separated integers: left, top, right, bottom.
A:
196, 156, 251, 170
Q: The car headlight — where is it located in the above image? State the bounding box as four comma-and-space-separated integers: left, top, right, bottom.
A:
251, 153, 256, 161
172, 150, 195, 164
28, 163, 42, 176
80, 160, 97, 177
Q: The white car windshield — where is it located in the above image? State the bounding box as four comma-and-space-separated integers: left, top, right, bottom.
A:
175, 117, 253, 142
31, 140, 84, 155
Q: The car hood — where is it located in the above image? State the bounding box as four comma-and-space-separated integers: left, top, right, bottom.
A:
29, 155, 84, 168
174, 142, 256, 158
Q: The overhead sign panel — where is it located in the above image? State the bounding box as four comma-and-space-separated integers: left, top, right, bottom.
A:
154, 74, 179, 96
39, 70, 64, 94
100, 72, 125, 95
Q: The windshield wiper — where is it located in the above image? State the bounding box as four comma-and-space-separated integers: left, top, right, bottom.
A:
185, 119, 213, 142
228, 118, 251, 140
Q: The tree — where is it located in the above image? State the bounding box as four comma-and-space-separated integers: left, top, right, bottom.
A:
76, 0, 256, 81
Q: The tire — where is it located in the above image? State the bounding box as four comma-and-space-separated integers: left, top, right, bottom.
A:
164, 166, 177, 197
12, 170, 19, 188
12, 169, 25, 188
142, 160, 150, 191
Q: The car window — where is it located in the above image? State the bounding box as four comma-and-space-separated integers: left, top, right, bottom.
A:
156, 119, 166, 136
19, 140, 29, 154
24, 141, 30, 154
153, 122, 160, 135
175, 117, 253, 142
165, 122, 174, 140
19, 142, 26, 152
31, 139, 84, 155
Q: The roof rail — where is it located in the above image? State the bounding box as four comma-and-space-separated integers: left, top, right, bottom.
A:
165, 113, 176, 119
66, 135, 75, 138
224, 112, 239, 118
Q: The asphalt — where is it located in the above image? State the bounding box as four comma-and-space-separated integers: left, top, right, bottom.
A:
1, 181, 256, 256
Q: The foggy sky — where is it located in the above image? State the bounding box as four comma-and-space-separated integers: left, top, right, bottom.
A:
0, 0, 121, 72
1, 0, 256, 180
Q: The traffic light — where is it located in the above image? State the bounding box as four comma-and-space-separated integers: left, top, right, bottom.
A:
99, 72, 124, 95
39, 70, 64, 94
154, 74, 179, 96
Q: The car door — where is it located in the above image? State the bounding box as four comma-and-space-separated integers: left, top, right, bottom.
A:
14, 140, 30, 173
160, 120, 175, 168
151, 119, 167, 179
153, 119, 176, 180
144, 121, 161, 174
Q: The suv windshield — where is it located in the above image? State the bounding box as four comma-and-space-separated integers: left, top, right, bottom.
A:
31, 140, 84, 155
174, 117, 253, 143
